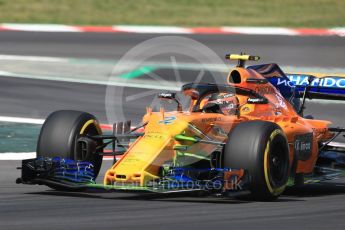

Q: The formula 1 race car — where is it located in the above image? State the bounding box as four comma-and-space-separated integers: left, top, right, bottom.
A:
17, 54, 345, 200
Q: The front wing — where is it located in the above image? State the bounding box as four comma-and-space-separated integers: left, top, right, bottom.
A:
16, 157, 251, 196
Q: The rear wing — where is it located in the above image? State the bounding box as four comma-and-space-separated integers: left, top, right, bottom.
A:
247, 63, 345, 100
285, 74, 345, 100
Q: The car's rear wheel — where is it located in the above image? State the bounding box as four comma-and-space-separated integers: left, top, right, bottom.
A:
37, 110, 103, 189
223, 121, 290, 200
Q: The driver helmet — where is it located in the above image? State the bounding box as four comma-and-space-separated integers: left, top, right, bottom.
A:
203, 93, 239, 115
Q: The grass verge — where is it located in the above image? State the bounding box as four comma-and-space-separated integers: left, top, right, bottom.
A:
0, 0, 344, 27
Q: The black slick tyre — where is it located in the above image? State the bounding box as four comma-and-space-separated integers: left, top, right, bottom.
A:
37, 110, 103, 185
224, 121, 290, 200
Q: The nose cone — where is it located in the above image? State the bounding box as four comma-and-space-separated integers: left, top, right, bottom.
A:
104, 112, 190, 186
145, 112, 191, 135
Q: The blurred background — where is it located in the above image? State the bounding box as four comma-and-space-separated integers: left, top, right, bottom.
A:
0, 0, 344, 27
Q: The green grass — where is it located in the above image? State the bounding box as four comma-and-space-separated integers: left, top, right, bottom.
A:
0, 0, 344, 27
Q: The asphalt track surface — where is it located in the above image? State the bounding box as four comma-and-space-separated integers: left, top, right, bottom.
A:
2, 160, 345, 230
0, 32, 345, 229
0, 31, 345, 68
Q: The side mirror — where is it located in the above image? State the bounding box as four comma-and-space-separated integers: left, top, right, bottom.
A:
158, 92, 176, 100
158, 92, 182, 112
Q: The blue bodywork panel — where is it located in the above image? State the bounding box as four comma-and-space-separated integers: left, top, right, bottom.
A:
34, 157, 96, 184
247, 63, 345, 99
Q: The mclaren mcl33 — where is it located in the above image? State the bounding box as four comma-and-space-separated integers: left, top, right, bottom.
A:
17, 54, 345, 200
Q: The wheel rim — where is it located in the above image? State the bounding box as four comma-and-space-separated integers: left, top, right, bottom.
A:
76, 120, 102, 161
268, 134, 289, 188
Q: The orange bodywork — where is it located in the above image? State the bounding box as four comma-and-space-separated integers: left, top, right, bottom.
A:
104, 66, 334, 186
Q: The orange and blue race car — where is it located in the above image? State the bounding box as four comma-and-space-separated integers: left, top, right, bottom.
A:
17, 54, 345, 200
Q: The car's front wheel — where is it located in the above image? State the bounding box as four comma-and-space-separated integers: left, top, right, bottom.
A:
223, 121, 290, 200
37, 110, 103, 182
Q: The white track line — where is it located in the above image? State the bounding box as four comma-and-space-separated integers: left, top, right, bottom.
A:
222, 27, 298, 35
1, 23, 81, 32
0, 54, 69, 62
0, 153, 116, 160
0, 152, 35, 160
0, 116, 45, 124
0, 70, 181, 91
113, 25, 192, 34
